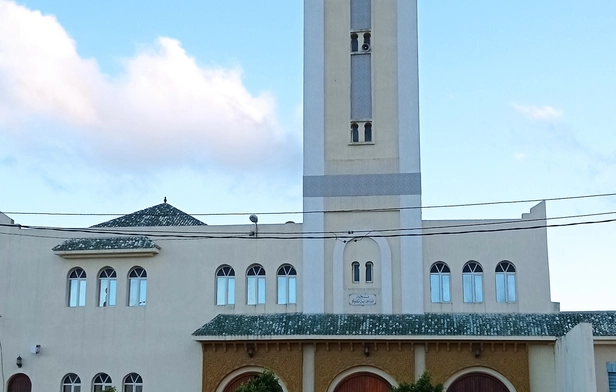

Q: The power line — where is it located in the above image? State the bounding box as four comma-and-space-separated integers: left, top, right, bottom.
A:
2, 210, 615, 239
1, 213, 615, 241
2, 191, 616, 218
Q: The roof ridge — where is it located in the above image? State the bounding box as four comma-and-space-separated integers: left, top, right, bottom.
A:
91, 203, 206, 228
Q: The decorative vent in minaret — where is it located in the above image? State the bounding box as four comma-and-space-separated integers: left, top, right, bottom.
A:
350, 0, 373, 144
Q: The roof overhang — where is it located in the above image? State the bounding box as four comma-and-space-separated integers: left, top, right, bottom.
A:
54, 248, 160, 259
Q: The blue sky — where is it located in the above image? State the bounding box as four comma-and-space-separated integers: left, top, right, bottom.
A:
1, 0, 615, 310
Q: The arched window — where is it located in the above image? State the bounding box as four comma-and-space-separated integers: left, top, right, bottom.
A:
128, 267, 147, 306
362, 32, 371, 50
277, 264, 297, 304
430, 262, 451, 303
364, 122, 372, 142
495, 261, 516, 303
463, 261, 483, 303
92, 373, 112, 392
61, 373, 81, 392
98, 268, 117, 307
247, 265, 266, 305
351, 123, 359, 143
351, 33, 359, 52
216, 266, 235, 305
68, 268, 86, 307
365, 262, 373, 283
351, 262, 360, 283
123, 373, 143, 392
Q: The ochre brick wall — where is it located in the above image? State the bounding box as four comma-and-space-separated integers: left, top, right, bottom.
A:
202, 342, 303, 392
425, 342, 530, 392
314, 342, 415, 391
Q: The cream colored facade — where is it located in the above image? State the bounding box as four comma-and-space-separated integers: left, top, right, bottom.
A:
2, 0, 616, 391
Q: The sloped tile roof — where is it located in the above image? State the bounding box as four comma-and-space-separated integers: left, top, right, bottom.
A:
53, 236, 160, 252
91, 203, 205, 228
193, 312, 616, 338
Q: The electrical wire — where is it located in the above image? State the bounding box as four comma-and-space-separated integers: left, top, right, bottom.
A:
1, 214, 615, 241
2, 209, 615, 239
2, 191, 616, 218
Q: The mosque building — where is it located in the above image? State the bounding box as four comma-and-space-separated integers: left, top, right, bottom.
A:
1, 1, 615, 391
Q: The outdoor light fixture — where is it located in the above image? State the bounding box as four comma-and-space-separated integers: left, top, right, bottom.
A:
16, 356, 22, 368
472, 343, 482, 358
247, 344, 255, 358
363, 344, 370, 357
249, 214, 259, 237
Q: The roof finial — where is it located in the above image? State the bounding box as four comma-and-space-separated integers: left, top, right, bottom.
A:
164, 197, 167, 204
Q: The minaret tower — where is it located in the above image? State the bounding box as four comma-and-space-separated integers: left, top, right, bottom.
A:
303, 0, 423, 314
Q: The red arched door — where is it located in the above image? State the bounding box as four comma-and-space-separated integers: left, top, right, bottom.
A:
334, 372, 391, 392
223, 372, 259, 392
448, 372, 509, 392
7, 374, 32, 392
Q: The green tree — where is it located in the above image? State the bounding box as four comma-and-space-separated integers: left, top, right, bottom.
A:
391, 372, 443, 392
235, 370, 283, 392
102, 388, 117, 392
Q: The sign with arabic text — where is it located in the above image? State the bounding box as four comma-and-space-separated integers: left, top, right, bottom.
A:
349, 293, 377, 306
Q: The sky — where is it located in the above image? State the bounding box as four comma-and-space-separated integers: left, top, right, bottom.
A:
1, 0, 615, 311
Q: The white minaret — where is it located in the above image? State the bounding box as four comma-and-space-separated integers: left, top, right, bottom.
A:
303, 0, 423, 314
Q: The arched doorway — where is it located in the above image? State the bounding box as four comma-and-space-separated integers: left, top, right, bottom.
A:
8, 374, 31, 392
223, 372, 259, 392
334, 372, 391, 392
448, 372, 509, 392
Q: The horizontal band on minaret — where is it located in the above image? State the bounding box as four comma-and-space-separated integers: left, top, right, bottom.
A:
303, 173, 421, 197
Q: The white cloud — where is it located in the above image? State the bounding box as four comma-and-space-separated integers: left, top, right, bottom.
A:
0, 0, 294, 171
512, 104, 563, 122
514, 152, 526, 161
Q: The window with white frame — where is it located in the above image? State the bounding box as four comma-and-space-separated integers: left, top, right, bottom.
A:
607, 362, 616, 392
351, 261, 360, 283
128, 267, 147, 306
62, 373, 81, 392
430, 262, 451, 303
495, 261, 517, 303
98, 267, 117, 307
123, 373, 143, 392
277, 264, 297, 305
462, 261, 483, 303
216, 265, 235, 305
247, 265, 266, 305
365, 262, 373, 283
68, 268, 86, 307
92, 373, 112, 392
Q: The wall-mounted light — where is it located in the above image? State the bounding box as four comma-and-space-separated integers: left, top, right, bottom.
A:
247, 343, 255, 358
249, 215, 258, 237
16, 356, 22, 368
472, 343, 482, 358
363, 344, 370, 357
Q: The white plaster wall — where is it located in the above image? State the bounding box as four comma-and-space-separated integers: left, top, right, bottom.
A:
555, 323, 597, 392
593, 342, 616, 392
528, 344, 556, 392
423, 202, 554, 313
0, 212, 13, 224
0, 221, 302, 392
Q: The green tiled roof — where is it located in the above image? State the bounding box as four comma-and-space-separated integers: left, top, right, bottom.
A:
91, 203, 205, 228
53, 236, 160, 252
193, 312, 616, 338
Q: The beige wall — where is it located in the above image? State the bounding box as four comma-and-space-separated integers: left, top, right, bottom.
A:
593, 342, 616, 392
323, 1, 404, 174
528, 343, 556, 392
423, 202, 555, 313
0, 221, 302, 392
